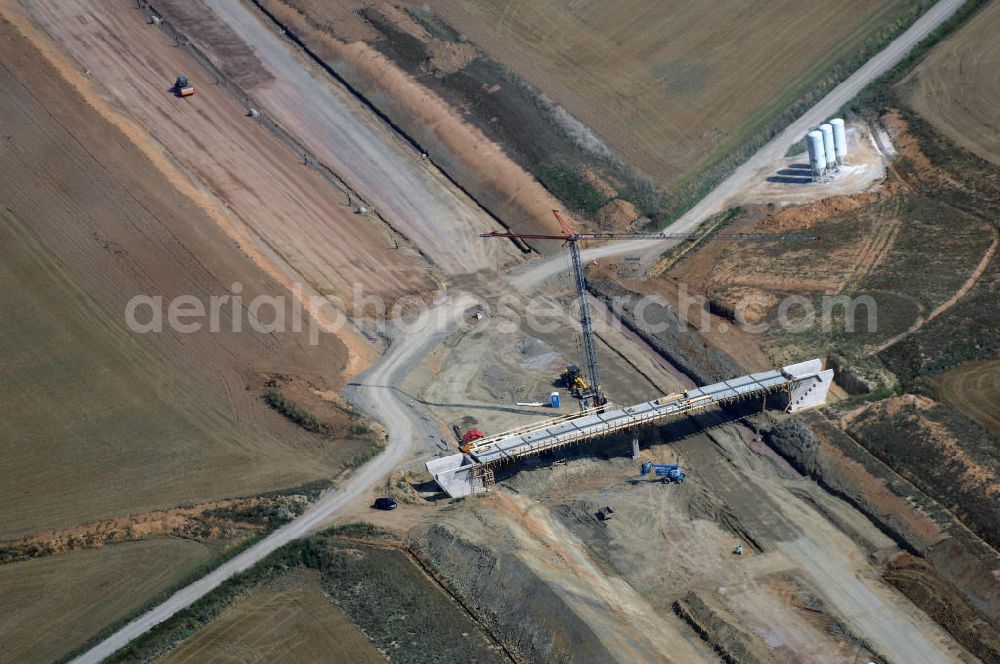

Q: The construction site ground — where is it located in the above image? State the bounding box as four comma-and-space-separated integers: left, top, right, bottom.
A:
358, 282, 978, 662
3, 0, 997, 661
400, 427, 974, 664
18, 0, 443, 302
737, 121, 889, 206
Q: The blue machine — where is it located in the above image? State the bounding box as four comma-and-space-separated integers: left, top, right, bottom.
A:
640, 461, 686, 484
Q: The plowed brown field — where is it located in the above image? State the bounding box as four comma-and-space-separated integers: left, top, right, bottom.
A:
162, 569, 382, 664
901, 1, 1000, 165
16, 0, 434, 303
936, 359, 1000, 437
0, 15, 367, 538
0, 538, 221, 663
425, 0, 931, 185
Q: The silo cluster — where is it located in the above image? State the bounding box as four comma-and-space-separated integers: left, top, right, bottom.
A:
806, 117, 848, 181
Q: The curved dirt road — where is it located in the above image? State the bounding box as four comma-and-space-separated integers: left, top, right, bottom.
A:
69, 293, 476, 664
70, 0, 967, 660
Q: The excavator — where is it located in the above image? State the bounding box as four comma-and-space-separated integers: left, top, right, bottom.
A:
559, 365, 590, 399
641, 461, 686, 484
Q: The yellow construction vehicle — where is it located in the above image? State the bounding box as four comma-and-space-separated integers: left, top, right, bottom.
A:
560, 365, 589, 398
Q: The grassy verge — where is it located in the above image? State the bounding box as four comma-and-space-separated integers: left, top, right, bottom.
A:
263, 379, 387, 468
53, 479, 348, 661
104, 538, 319, 664
649, 207, 741, 274
405, 5, 463, 42
538, 162, 612, 216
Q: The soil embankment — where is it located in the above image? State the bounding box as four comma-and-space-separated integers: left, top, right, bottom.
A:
764, 413, 1000, 659
253, 0, 567, 240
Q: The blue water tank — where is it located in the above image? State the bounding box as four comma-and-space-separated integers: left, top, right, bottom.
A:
550, 391, 561, 408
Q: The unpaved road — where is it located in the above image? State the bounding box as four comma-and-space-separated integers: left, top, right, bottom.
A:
678, 427, 967, 663
66, 0, 968, 660
511, 0, 968, 288
21, 0, 433, 303
162, 0, 520, 275
871, 230, 999, 354
68, 293, 477, 664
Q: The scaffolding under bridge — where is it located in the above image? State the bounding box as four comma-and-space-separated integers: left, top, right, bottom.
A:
426, 359, 833, 497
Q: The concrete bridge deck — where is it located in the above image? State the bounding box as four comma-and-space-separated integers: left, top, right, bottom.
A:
427, 359, 833, 497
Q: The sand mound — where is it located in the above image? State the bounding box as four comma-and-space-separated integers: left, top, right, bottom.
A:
595, 198, 639, 231
581, 168, 618, 199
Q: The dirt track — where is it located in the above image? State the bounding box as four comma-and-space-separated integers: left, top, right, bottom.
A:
871, 230, 999, 354
19, 0, 436, 304
159, 0, 521, 275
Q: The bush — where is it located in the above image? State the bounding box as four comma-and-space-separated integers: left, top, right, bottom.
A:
325, 522, 395, 540
263, 386, 329, 435
538, 162, 610, 216
344, 438, 386, 469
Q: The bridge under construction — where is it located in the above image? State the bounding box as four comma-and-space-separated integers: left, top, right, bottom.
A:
426, 359, 833, 497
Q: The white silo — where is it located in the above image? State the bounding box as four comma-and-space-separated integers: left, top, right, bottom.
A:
807, 130, 827, 179
820, 123, 836, 172
830, 118, 848, 163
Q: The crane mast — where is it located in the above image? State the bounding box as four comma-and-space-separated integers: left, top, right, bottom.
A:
480, 210, 818, 409
567, 236, 605, 407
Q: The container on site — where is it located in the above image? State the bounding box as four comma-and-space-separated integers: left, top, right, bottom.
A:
807, 130, 827, 176
550, 391, 561, 408
820, 124, 836, 170
830, 118, 848, 162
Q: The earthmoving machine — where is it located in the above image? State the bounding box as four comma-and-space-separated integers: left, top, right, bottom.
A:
640, 461, 686, 484
171, 75, 195, 97
560, 364, 589, 398
480, 211, 819, 409
459, 428, 485, 454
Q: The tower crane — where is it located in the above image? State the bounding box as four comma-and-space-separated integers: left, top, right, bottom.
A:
481, 210, 819, 408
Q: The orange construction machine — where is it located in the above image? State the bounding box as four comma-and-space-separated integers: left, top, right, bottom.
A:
171, 75, 195, 97
459, 429, 485, 454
